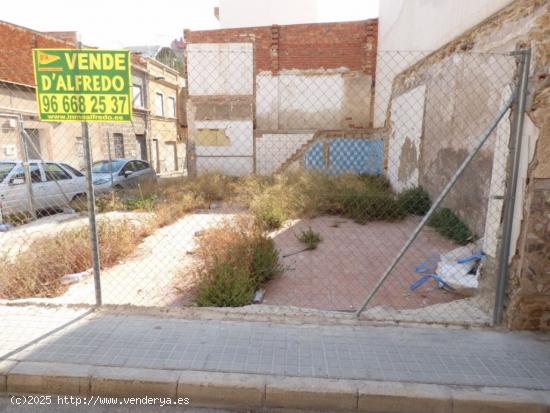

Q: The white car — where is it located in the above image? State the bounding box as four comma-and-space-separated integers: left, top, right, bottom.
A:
0, 160, 87, 219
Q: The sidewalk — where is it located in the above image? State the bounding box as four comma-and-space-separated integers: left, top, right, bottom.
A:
1, 305, 549, 411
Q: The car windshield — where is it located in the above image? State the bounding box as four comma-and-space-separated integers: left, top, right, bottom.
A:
0, 162, 16, 183
91, 160, 126, 174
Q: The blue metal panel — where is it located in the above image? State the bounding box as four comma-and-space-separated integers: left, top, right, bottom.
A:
303, 142, 325, 171
303, 139, 384, 175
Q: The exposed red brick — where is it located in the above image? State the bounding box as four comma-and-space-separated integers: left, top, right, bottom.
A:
184, 19, 378, 76
0, 21, 77, 86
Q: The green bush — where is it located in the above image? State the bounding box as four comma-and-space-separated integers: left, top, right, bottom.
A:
195, 221, 282, 307
250, 236, 282, 284
122, 194, 157, 212
250, 191, 290, 230
196, 260, 255, 307
342, 191, 406, 224
398, 187, 431, 215
428, 208, 473, 245
358, 174, 392, 191
255, 204, 287, 230
297, 227, 322, 250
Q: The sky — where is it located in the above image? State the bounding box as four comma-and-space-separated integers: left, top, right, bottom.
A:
1, 0, 379, 48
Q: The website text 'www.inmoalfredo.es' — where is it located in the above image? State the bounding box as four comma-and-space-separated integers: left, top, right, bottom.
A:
10, 395, 191, 407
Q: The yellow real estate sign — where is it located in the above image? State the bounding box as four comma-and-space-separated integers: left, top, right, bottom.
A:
32, 49, 132, 122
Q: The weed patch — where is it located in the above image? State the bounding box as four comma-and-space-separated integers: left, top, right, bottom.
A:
428, 208, 473, 245
0, 219, 150, 299
398, 187, 431, 215
297, 227, 322, 250
194, 218, 282, 307
122, 194, 157, 212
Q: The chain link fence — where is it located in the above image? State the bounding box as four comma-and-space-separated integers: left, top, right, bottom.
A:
0, 47, 524, 327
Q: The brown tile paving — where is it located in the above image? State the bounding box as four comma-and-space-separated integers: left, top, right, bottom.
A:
263, 215, 462, 311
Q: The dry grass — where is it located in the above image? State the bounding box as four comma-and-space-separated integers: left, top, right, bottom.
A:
232, 171, 405, 228
194, 216, 282, 307
0, 170, 430, 302
0, 219, 151, 299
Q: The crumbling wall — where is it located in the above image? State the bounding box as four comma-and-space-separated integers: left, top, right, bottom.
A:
385, 0, 549, 329
388, 53, 516, 237
184, 20, 378, 175
185, 44, 254, 176
256, 69, 372, 131
256, 133, 313, 175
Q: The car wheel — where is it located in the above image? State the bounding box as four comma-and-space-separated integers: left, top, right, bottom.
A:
70, 193, 87, 211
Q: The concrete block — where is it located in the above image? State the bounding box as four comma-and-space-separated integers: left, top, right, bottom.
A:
265, 376, 357, 411
177, 371, 265, 409
90, 367, 178, 397
358, 381, 451, 413
451, 387, 548, 413
7, 362, 92, 395
0, 360, 18, 393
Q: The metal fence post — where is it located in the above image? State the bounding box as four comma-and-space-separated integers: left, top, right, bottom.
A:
83, 121, 102, 305
355, 90, 517, 318
17, 114, 36, 220
493, 48, 531, 326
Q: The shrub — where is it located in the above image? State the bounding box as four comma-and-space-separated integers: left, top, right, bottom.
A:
250, 236, 282, 284
96, 193, 124, 213
195, 260, 256, 307
243, 175, 304, 230
252, 194, 288, 230
122, 194, 157, 212
194, 218, 281, 307
297, 227, 322, 250
398, 187, 431, 215
184, 173, 235, 202
233, 172, 405, 227
428, 208, 473, 245
342, 191, 406, 224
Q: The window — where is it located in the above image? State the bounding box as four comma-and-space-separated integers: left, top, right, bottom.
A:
167, 96, 176, 118
92, 160, 126, 174
134, 160, 149, 171
132, 84, 143, 108
155, 92, 164, 116
10, 163, 42, 184
61, 163, 84, 177
44, 163, 71, 181
0, 162, 15, 183
121, 161, 138, 174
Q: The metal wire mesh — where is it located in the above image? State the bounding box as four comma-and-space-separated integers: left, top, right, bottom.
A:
0, 48, 520, 326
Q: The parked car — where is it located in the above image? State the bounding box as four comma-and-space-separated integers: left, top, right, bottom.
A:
0, 160, 86, 219
91, 159, 157, 194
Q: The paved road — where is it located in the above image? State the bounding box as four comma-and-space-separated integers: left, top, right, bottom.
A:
2, 306, 550, 391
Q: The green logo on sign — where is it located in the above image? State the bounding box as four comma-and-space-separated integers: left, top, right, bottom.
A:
33, 49, 132, 122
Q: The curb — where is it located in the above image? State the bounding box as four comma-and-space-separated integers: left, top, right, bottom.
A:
1, 361, 549, 412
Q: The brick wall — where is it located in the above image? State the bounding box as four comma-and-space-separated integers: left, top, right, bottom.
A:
184, 19, 378, 75
0, 21, 75, 86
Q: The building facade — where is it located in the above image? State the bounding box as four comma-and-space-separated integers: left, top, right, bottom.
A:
146, 58, 185, 175
0, 20, 184, 175
183, 19, 378, 176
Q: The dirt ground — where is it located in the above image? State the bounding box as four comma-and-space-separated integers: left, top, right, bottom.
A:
53, 207, 245, 307
264, 215, 462, 311
2, 209, 471, 317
